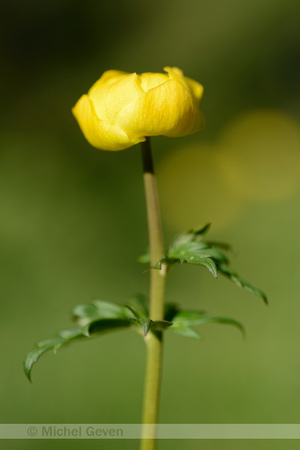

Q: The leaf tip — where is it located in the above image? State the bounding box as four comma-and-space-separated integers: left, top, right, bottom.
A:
23, 362, 32, 383
82, 326, 90, 337
139, 319, 152, 336
124, 304, 139, 319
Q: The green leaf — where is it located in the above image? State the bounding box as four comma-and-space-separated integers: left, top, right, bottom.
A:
170, 232, 194, 249
218, 264, 268, 304
189, 223, 211, 236
36, 336, 65, 351
24, 330, 82, 382
71, 303, 101, 323
206, 241, 232, 251
169, 241, 227, 262
72, 300, 131, 325
24, 348, 51, 382
128, 293, 149, 318
172, 310, 206, 325
164, 303, 180, 322
167, 307, 245, 339
128, 316, 173, 336
124, 298, 173, 335
137, 249, 150, 265
137, 318, 152, 336
187, 256, 218, 278
83, 318, 131, 336
168, 241, 207, 258
93, 300, 131, 318
170, 324, 202, 339
165, 242, 219, 278
124, 304, 141, 319
171, 224, 211, 249
186, 316, 245, 336
24, 319, 132, 382
150, 320, 173, 331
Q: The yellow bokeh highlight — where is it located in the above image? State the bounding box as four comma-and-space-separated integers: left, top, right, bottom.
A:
218, 110, 300, 201
158, 109, 300, 233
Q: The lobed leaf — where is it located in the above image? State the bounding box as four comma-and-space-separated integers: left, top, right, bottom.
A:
185, 256, 218, 278
217, 263, 268, 304
167, 307, 245, 339
24, 319, 132, 382
72, 300, 132, 325
183, 316, 245, 336
189, 223, 211, 236
171, 310, 206, 324
170, 324, 202, 339
150, 320, 173, 332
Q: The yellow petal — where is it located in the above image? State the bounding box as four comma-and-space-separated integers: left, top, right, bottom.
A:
88, 73, 144, 124
94, 69, 129, 85
184, 77, 204, 104
164, 67, 184, 77
164, 67, 204, 104
116, 78, 204, 140
139, 72, 169, 92
72, 94, 144, 151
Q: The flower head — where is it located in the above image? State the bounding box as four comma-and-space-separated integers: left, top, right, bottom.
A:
72, 67, 205, 151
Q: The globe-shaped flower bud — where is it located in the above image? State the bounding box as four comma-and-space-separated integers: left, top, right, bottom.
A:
72, 67, 205, 151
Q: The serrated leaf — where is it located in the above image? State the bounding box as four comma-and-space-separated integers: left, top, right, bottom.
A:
206, 241, 232, 251
170, 232, 194, 249
189, 223, 211, 236
166, 241, 219, 278
24, 331, 84, 382
93, 300, 131, 318
172, 310, 206, 325
168, 241, 207, 258
186, 316, 245, 336
124, 304, 140, 319
168, 313, 244, 340
24, 347, 50, 382
24, 319, 132, 382
71, 303, 101, 323
84, 318, 132, 336
72, 300, 130, 325
188, 256, 218, 278
36, 337, 65, 350
170, 324, 202, 339
59, 328, 85, 340
150, 320, 173, 331
218, 264, 268, 304
169, 241, 227, 263
197, 247, 228, 263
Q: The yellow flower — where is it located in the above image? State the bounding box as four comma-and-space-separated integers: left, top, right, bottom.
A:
72, 67, 205, 151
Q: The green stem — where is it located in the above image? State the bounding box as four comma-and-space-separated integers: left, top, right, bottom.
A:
140, 138, 167, 450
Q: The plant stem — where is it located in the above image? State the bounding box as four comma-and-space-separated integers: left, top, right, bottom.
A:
140, 138, 167, 450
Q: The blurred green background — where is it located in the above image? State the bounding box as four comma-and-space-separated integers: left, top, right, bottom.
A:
1, 0, 300, 449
